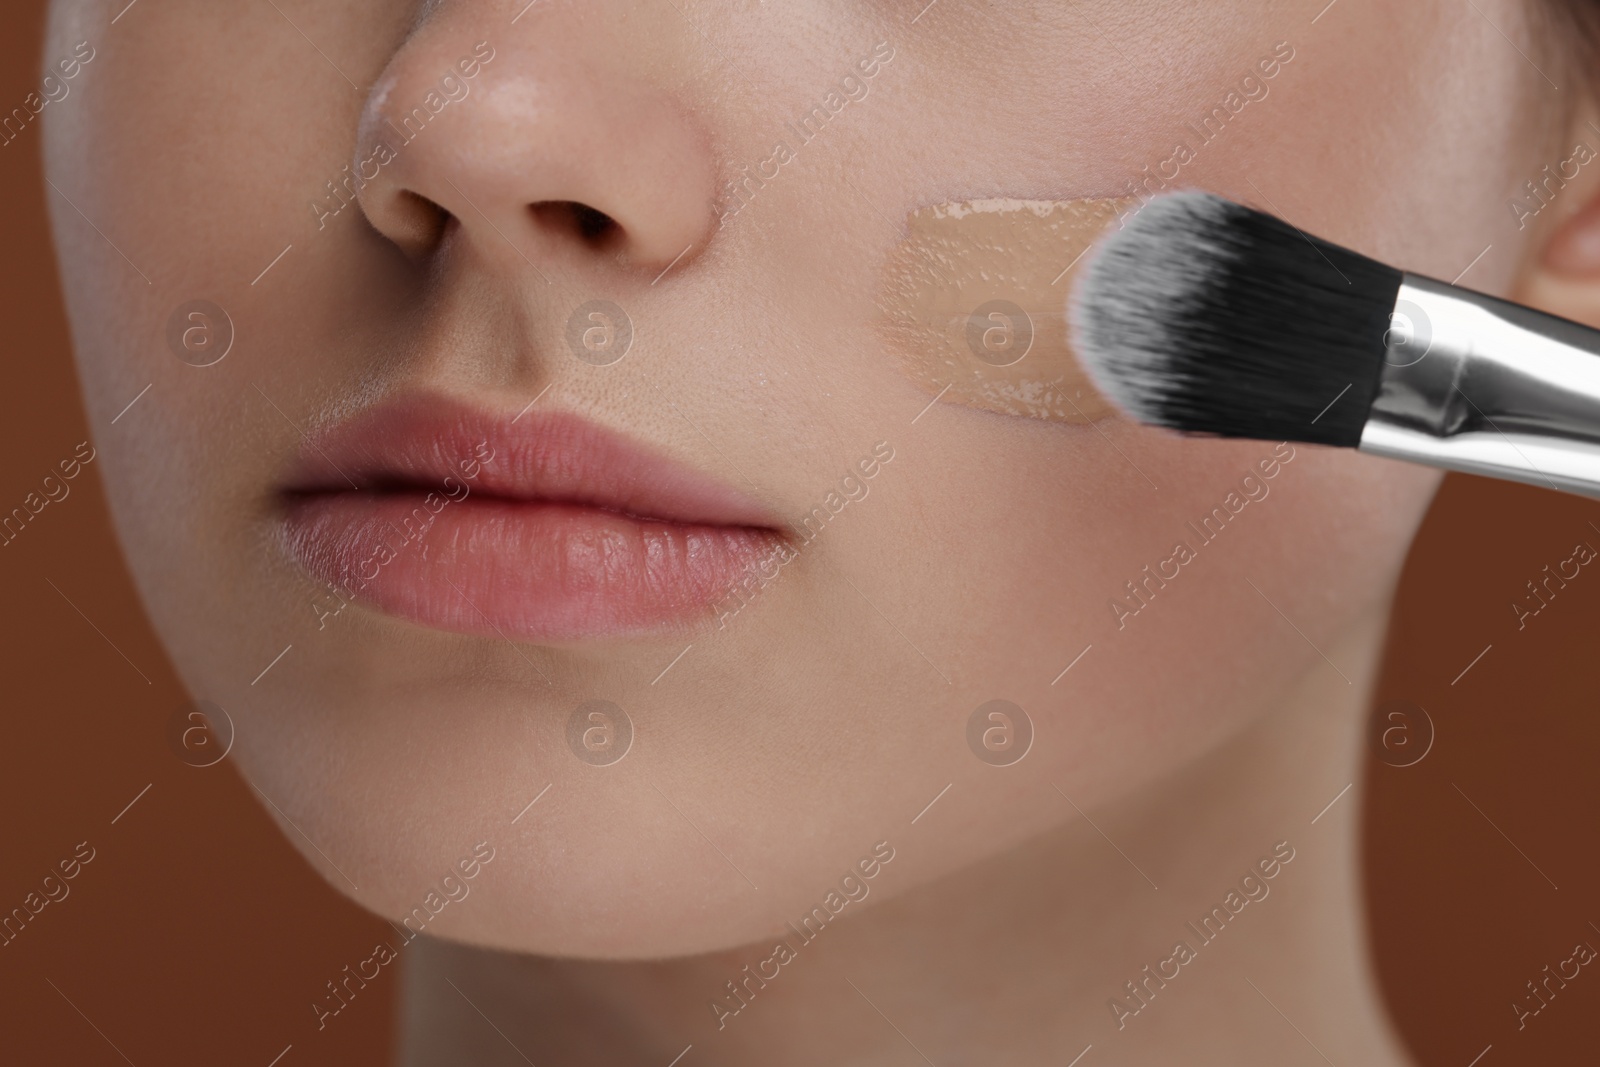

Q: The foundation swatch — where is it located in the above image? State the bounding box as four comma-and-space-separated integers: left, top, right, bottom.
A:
876, 197, 1134, 422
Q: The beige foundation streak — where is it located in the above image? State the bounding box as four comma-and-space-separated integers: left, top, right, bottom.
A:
877, 198, 1135, 422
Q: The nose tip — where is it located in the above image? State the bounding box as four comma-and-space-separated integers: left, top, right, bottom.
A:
352, 29, 716, 275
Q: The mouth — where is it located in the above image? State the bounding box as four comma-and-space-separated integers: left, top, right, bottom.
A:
277, 395, 787, 641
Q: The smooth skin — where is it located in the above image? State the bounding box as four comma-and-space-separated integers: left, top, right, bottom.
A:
42, 0, 1600, 1062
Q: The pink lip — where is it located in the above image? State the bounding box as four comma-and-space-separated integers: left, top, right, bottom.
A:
278, 396, 785, 641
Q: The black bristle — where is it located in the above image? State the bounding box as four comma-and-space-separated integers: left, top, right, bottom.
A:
1070, 191, 1402, 448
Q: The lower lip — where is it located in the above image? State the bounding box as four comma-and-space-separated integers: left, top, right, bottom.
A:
281, 493, 779, 640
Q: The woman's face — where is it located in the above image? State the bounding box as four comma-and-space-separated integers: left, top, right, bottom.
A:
44, 0, 1552, 957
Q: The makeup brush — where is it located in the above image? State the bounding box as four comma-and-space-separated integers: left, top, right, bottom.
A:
1071, 189, 1600, 498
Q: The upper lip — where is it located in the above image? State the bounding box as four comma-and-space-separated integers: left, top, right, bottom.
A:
280, 394, 782, 530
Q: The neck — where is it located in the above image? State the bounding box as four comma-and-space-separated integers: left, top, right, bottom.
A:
401, 606, 1412, 1067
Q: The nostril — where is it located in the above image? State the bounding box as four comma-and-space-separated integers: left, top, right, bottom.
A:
530, 200, 620, 248
573, 204, 617, 243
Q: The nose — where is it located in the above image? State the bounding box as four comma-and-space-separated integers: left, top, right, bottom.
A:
353, 8, 716, 274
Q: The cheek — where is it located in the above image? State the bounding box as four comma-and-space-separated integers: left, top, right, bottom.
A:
875, 197, 1131, 423
1209, 2, 1552, 290
863, 423, 1439, 823
43, 0, 412, 684
836, 0, 1536, 843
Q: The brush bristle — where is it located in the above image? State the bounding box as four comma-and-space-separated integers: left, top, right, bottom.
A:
1070, 191, 1402, 448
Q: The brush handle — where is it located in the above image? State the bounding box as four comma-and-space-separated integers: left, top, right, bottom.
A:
1359, 273, 1600, 499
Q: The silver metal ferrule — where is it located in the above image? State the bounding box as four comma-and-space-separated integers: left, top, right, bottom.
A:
1359, 273, 1600, 498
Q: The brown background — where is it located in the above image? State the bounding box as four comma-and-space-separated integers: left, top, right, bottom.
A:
3, 3, 1598, 1064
